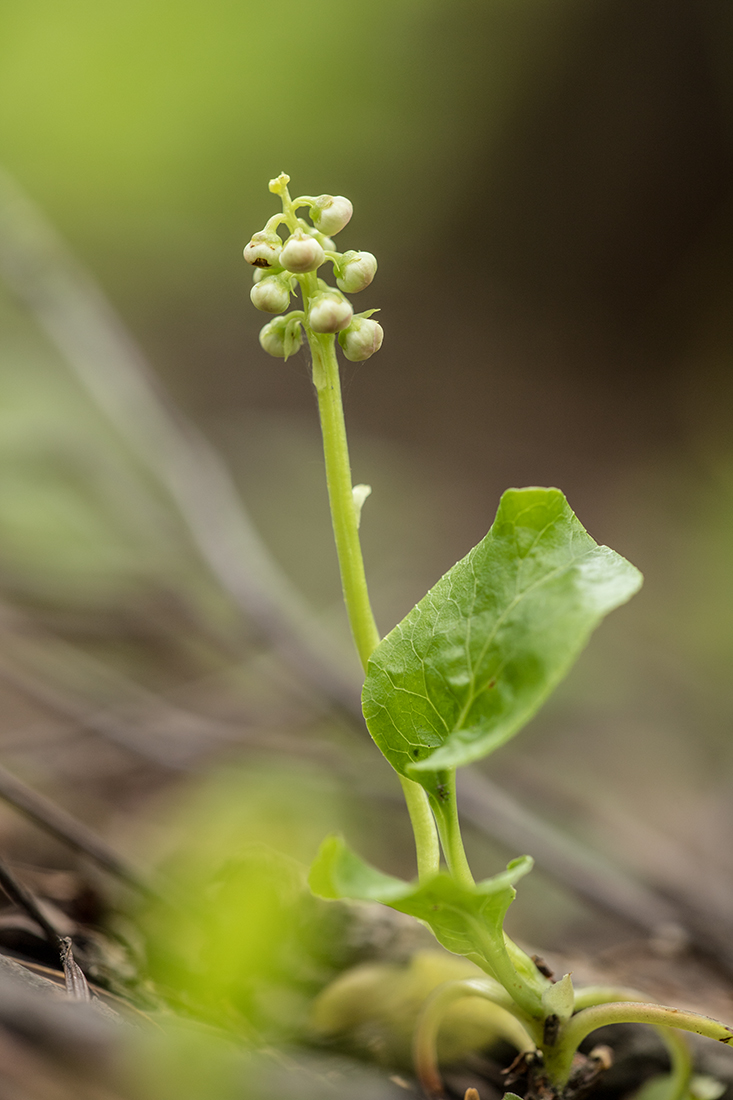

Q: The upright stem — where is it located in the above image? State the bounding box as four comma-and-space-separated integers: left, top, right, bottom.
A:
309, 329, 379, 670
306, 323, 440, 881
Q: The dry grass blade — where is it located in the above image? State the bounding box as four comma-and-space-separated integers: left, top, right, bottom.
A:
0, 854, 65, 945
0, 960, 118, 1074
59, 938, 91, 1003
0, 762, 154, 897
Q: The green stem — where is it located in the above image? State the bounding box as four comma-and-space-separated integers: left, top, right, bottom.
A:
303, 308, 441, 880
470, 920, 544, 1020
546, 1000, 733, 1087
399, 776, 440, 881
309, 328, 380, 671
431, 770, 474, 888
570, 987, 692, 1100
657, 1028, 694, 1100
431, 778, 547, 1018
413, 978, 537, 1096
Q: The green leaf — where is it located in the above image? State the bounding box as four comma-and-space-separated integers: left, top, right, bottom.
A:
309, 834, 533, 963
541, 972, 574, 1022
308, 834, 410, 904
362, 487, 642, 798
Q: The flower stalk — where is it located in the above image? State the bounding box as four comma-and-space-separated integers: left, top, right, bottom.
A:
245, 174, 439, 883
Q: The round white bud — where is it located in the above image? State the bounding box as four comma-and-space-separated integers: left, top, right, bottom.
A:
309, 293, 354, 334
280, 230, 325, 273
250, 275, 290, 313
259, 319, 288, 357
259, 317, 303, 359
336, 251, 378, 294
311, 195, 353, 236
244, 230, 282, 269
338, 317, 384, 361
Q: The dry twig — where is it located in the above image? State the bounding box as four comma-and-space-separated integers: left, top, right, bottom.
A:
0, 762, 153, 897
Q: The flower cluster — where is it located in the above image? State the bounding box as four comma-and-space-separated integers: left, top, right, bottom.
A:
244, 173, 383, 363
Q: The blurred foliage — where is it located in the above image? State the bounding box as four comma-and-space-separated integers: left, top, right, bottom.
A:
138, 763, 348, 1037
313, 948, 517, 1067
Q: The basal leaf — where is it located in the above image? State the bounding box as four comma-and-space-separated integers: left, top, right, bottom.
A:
309, 834, 533, 964
308, 834, 410, 904
362, 487, 642, 798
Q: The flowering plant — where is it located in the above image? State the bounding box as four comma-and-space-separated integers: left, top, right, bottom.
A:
245, 175, 733, 1100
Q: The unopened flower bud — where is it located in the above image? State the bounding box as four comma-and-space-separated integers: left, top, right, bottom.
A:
311, 195, 353, 236
338, 317, 384, 361
280, 230, 325, 273
336, 251, 378, 294
250, 274, 291, 313
259, 316, 303, 359
259, 320, 285, 357
309, 293, 353, 334
244, 230, 282, 269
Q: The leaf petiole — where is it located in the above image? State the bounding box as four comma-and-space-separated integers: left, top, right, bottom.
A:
545, 1001, 733, 1088
430, 769, 474, 888
570, 986, 693, 1100
399, 776, 440, 881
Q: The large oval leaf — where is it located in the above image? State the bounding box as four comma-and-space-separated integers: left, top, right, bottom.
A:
362, 487, 642, 798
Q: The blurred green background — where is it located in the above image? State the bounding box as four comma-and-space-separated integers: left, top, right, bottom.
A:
0, 0, 732, 967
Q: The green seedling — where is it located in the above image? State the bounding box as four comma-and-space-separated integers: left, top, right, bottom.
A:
245, 174, 733, 1099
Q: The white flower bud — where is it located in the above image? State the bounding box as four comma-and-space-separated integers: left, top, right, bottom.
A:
250, 275, 291, 313
309, 293, 353, 334
338, 317, 384, 361
336, 251, 378, 293
259, 316, 303, 359
259, 321, 286, 357
311, 195, 353, 236
280, 230, 325, 273
244, 230, 282, 269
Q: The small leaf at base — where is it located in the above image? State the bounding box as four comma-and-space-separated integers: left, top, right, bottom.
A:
309, 834, 532, 964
